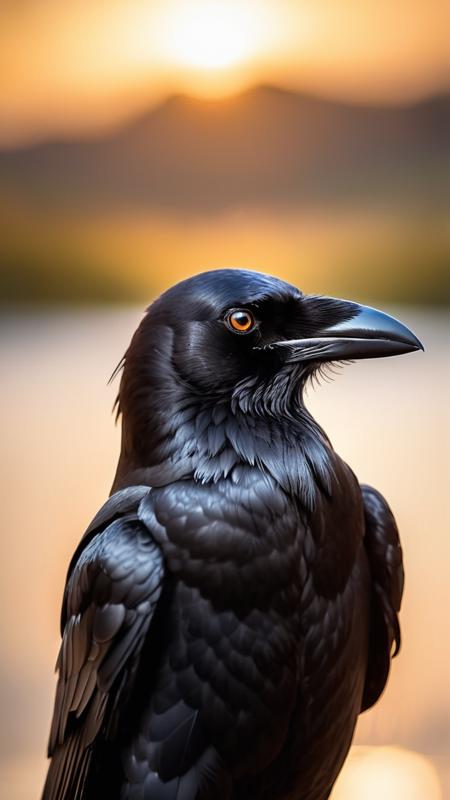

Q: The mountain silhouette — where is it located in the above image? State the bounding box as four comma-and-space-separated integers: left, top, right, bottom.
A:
1, 84, 448, 212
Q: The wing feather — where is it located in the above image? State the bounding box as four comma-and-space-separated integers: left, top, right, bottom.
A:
361, 484, 404, 711
42, 489, 165, 800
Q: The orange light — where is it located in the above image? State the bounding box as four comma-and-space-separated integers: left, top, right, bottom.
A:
332, 747, 442, 800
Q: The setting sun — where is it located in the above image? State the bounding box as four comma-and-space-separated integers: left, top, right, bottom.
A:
160, 0, 272, 71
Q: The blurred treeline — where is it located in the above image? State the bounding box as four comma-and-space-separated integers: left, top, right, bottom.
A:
1, 86, 449, 306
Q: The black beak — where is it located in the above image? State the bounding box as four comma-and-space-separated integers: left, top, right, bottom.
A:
270, 298, 424, 362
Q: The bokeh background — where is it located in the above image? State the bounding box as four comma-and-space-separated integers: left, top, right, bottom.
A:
0, 1, 449, 798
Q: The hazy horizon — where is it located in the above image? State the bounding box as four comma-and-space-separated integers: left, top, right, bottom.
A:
1, 79, 448, 151
1, 82, 448, 307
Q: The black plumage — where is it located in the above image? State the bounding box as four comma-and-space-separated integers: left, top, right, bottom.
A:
42, 269, 422, 800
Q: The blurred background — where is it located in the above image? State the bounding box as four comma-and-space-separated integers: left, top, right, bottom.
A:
0, 1, 449, 798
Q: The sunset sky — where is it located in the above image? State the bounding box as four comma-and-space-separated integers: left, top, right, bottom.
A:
0, 0, 448, 145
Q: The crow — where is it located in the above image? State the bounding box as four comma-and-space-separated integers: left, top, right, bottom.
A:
42, 269, 422, 800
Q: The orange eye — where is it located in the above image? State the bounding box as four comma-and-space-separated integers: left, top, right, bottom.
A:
226, 309, 255, 334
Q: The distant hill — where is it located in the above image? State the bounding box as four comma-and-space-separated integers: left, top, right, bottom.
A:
1, 85, 449, 212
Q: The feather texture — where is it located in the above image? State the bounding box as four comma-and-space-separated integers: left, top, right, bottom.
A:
43, 490, 165, 800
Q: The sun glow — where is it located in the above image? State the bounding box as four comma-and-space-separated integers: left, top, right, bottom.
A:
160, 0, 272, 71
332, 747, 442, 800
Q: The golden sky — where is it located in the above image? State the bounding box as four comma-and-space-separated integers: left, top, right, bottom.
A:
0, 0, 449, 145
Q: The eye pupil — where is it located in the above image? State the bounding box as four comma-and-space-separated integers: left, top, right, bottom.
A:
227, 309, 255, 333
233, 312, 250, 329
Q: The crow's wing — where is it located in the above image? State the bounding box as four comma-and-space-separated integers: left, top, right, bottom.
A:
42, 487, 165, 800
360, 484, 404, 711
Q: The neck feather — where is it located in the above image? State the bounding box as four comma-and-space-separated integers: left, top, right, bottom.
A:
112, 334, 335, 510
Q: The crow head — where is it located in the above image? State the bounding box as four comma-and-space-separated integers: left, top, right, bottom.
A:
114, 269, 422, 492
120, 267, 422, 396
